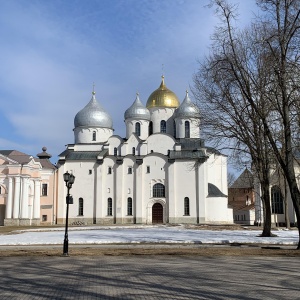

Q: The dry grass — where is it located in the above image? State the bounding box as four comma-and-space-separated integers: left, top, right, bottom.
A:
0, 245, 299, 257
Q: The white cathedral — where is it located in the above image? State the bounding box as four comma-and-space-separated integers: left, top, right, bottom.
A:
56, 76, 233, 225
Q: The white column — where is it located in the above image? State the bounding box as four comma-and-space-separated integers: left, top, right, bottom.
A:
33, 180, 41, 219
13, 177, 21, 219
21, 177, 29, 218
5, 177, 13, 218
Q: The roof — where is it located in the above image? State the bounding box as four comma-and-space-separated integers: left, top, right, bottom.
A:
207, 183, 227, 197
169, 149, 207, 160
0, 150, 56, 169
58, 150, 108, 161
0, 150, 32, 164
230, 169, 253, 189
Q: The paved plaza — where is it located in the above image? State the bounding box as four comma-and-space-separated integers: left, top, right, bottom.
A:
0, 255, 299, 299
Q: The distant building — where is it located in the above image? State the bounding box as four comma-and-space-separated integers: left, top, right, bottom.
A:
56, 76, 233, 225
0, 148, 56, 226
228, 169, 256, 225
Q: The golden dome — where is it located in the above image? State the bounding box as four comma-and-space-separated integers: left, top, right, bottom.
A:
146, 76, 180, 109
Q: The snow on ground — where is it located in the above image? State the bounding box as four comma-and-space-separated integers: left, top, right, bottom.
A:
0, 225, 298, 246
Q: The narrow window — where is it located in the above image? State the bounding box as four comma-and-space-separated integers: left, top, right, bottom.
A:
107, 198, 112, 216
42, 215, 47, 222
92, 131, 96, 141
173, 120, 176, 137
127, 197, 133, 215
128, 167, 132, 174
114, 147, 117, 156
153, 183, 165, 197
146, 166, 150, 173
149, 121, 153, 135
271, 186, 284, 214
160, 120, 166, 133
108, 167, 112, 174
42, 184, 48, 196
78, 198, 84, 216
132, 147, 135, 155
0, 186, 1, 194
185, 121, 190, 138
89, 170, 92, 175
135, 122, 141, 136
184, 197, 190, 215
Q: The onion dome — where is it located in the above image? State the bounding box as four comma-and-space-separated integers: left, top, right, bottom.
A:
174, 90, 200, 119
124, 93, 150, 120
74, 91, 113, 129
146, 76, 180, 109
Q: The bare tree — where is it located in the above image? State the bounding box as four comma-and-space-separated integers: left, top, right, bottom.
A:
193, 1, 274, 236
194, 0, 300, 246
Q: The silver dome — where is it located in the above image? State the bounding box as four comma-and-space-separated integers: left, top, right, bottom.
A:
74, 92, 113, 128
124, 93, 150, 120
174, 91, 200, 119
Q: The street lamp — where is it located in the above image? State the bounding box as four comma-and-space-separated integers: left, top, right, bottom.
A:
63, 171, 75, 256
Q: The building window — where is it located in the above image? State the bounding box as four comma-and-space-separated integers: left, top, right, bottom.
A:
153, 183, 165, 197
184, 197, 190, 215
128, 167, 132, 174
0, 186, 1, 194
108, 167, 112, 174
114, 147, 117, 156
135, 122, 141, 136
147, 166, 150, 173
271, 186, 284, 214
89, 170, 92, 175
132, 147, 135, 155
149, 121, 153, 135
173, 120, 176, 137
78, 198, 84, 216
160, 120, 166, 133
185, 121, 190, 138
107, 198, 112, 216
92, 131, 96, 141
42, 184, 48, 196
127, 197, 133, 215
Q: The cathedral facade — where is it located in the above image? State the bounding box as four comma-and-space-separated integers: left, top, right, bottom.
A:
56, 77, 233, 225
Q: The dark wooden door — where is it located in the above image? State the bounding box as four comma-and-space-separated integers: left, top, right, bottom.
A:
152, 203, 163, 224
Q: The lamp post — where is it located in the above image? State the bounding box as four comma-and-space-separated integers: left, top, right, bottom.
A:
63, 171, 75, 256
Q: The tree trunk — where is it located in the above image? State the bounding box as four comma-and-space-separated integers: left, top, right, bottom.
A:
260, 180, 272, 237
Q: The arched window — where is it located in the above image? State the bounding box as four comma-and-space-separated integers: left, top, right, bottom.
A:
271, 186, 284, 214
127, 197, 133, 215
185, 121, 190, 138
78, 198, 84, 216
149, 122, 153, 135
135, 122, 141, 136
132, 147, 135, 155
92, 131, 96, 141
184, 197, 190, 215
107, 198, 113, 216
153, 183, 165, 197
160, 120, 166, 133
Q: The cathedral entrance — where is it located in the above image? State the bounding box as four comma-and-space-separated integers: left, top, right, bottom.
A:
152, 203, 163, 224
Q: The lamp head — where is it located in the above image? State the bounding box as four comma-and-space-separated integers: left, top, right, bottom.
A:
63, 171, 70, 183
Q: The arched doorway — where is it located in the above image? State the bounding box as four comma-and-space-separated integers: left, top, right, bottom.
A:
152, 203, 163, 224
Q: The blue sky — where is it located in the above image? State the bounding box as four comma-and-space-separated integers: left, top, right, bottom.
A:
0, 0, 257, 164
